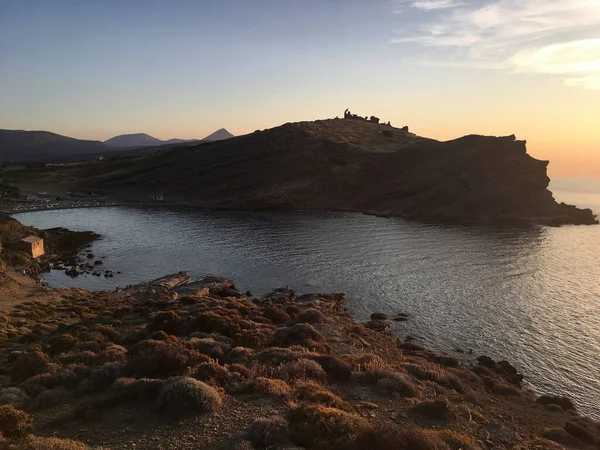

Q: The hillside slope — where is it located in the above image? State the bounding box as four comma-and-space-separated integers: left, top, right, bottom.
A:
42, 119, 599, 224
0, 130, 106, 163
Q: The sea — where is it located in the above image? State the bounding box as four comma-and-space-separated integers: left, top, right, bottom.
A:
14, 178, 600, 419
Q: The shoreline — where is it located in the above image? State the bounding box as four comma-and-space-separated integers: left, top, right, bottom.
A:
1, 270, 598, 449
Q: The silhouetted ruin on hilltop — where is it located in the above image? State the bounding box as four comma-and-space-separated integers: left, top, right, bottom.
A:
344, 109, 391, 126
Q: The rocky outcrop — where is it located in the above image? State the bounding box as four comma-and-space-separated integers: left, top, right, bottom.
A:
56, 119, 597, 225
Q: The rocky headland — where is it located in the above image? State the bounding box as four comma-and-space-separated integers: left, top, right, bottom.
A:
0, 215, 599, 449
8, 118, 597, 226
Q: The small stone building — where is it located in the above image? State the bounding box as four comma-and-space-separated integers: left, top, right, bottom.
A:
14, 236, 45, 258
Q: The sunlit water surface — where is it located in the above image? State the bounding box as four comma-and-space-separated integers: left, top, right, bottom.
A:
14, 179, 600, 419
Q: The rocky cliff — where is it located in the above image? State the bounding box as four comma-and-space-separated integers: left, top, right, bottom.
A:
54, 119, 598, 225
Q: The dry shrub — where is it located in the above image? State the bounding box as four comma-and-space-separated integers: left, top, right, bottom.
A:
235, 327, 275, 349
536, 395, 576, 412
0, 405, 33, 438
148, 311, 182, 335
343, 353, 387, 372
256, 348, 305, 366
311, 355, 353, 381
271, 324, 330, 353
86, 362, 124, 392
0, 388, 30, 409
95, 345, 127, 364
235, 377, 291, 397
410, 398, 451, 420
12, 435, 89, 449
224, 347, 254, 364
564, 421, 595, 444
244, 417, 290, 449
73, 341, 102, 353
263, 307, 291, 324
157, 376, 222, 416
287, 403, 366, 450
377, 373, 418, 397
108, 377, 163, 404
30, 388, 72, 410
56, 351, 97, 367
192, 361, 231, 386
77, 331, 106, 344
435, 430, 480, 450
353, 423, 451, 450
523, 438, 569, 449
542, 428, 576, 446
275, 359, 327, 383
124, 338, 209, 378
190, 337, 230, 360
291, 381, 351, 411
48, 334, 77, 355
294, 308, 328, 324
10, 350, 50, 383
428, 354, 460, 368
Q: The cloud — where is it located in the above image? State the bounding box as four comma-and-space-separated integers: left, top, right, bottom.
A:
390, 0, 600, 89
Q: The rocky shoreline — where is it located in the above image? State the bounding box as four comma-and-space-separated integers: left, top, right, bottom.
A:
1, 266, 599, 449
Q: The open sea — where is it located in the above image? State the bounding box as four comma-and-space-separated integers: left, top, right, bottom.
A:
14, 179, 600, 419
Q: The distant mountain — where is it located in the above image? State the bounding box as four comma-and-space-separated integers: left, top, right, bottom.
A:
104, 133, 164, 148
203, 128, 234, 141
104, 129, 234, 148
0, 129, 106, 163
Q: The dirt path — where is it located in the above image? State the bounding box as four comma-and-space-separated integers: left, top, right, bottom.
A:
0, 268, 47, 312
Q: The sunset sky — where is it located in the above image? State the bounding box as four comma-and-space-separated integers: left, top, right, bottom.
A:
1, 0, 599, 177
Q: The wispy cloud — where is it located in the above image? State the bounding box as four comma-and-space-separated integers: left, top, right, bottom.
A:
390, 0, 600, 89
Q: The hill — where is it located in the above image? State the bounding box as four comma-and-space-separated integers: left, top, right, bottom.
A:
0, 129, 106, 163
104, 133, 165, 148
12, 118, 598, 225
104, 129, 234, 149
204, 128, 234, 141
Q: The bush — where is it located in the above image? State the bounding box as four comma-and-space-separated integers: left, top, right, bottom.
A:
148, 311, 182, 335
237, 377, 291, 397
193, 361, 231, 386
15, 435, 89, 449
292, 382, 351, 411
536, 395, 576, 412
107, 377, 163, 404
353, 423, 451, 450
224, 347, 254, 364
95, 345, 127, 364
0, 388, 30, 409
564, 421, 595, 444
0, 405, 33, 438
275, 359, 327, 383
287, 403, 366, 450
377, 373, 418, 397
435, 430, 480, 450
311, 355, 353, 381
124, 338, 209, 378
263, 307, 291, 324
271, 324, 329, 353
48, 334, 77, 355
157, 376, 221, 416
245, 417, 290, 449
30, 388, 72, 410
294, 308, 328, 324
410, 398, 451, 420
10, 350, 50, 383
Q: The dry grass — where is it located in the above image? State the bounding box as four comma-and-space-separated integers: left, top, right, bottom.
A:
157, 376, 222, 416
0, 405, 33, 438
287, 403, 366, 450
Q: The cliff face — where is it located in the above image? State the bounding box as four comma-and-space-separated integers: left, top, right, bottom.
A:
65, 119, 596, 225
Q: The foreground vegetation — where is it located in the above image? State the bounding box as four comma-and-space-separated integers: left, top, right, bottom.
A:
0, 216, 599, 449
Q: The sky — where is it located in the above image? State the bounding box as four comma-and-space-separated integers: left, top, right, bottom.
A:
0, 0, 599, 177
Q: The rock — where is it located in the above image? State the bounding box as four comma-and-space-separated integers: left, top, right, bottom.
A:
87, 253, 94, 259
364, 320, 391, 332
399, 342, 425, 352
477, 356, 497, 369
370, 313, 388, 321
65, 267, 80, 277
94, 260, 103, 265
484, 423, 516, 444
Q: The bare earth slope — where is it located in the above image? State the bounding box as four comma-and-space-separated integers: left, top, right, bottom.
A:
33, 119, 599, 225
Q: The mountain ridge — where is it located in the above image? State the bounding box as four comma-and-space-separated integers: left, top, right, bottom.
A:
38, 118, 597, 225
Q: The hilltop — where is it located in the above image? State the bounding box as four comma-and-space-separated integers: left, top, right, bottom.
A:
20, 117, 596, 225
104, 129, 235, 149
0, 130, 105, 163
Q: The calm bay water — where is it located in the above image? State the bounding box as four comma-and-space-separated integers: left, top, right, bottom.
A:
14, 179, 600, 419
